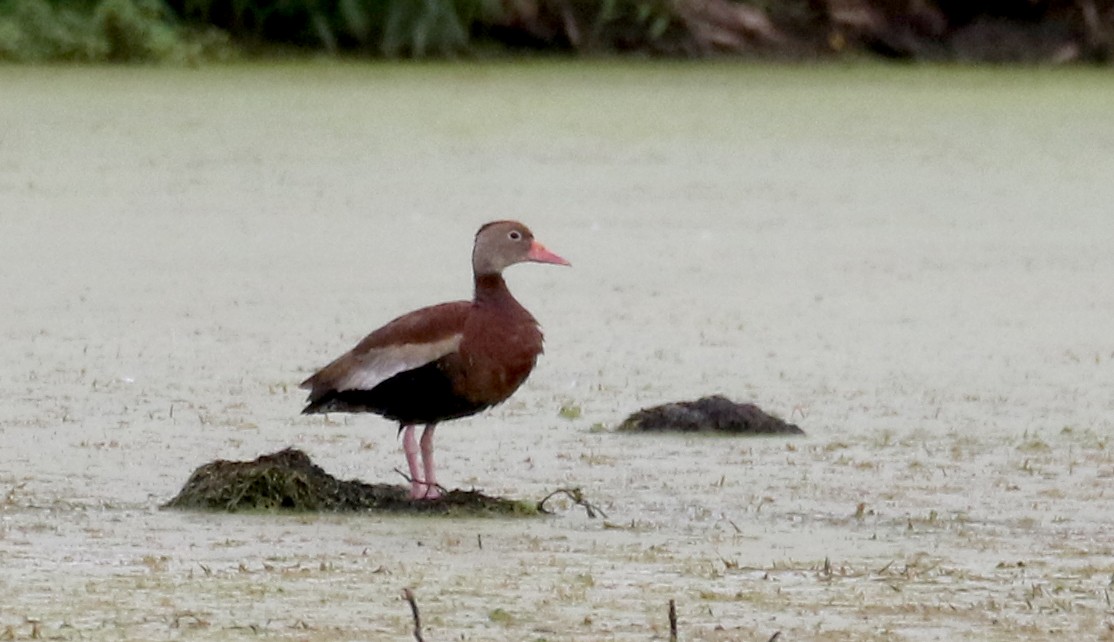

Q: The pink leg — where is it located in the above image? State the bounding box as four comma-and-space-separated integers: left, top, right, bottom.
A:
401, 425, 426, 499
419, 424, 441, 499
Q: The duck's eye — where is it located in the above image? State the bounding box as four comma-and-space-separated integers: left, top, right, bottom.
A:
508, 230, 522, 241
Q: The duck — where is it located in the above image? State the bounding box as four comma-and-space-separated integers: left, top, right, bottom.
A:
300, 220, 569, 499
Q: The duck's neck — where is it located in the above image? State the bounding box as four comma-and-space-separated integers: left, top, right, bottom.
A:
473, 273, 513, 306
472, 273, 541, 348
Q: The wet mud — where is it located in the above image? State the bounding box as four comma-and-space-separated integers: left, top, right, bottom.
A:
618, 395, 804, 435
163, 448, 540, 515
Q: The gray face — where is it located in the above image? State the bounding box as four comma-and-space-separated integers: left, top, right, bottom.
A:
472, 221, 535, 275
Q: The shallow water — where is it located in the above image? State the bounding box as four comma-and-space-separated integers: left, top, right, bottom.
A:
1, 62, 1113, 640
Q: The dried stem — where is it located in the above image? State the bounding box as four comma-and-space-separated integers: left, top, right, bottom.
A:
668, 598, 678, 642
392, 468, 447, 498
537, 487, 607, 519
401, 588, 424, 642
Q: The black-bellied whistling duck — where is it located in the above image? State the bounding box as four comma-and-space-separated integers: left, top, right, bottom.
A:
300, 221, 569, 499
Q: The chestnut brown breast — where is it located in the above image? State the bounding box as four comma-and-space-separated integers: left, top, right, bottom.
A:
441, 274, 543, 408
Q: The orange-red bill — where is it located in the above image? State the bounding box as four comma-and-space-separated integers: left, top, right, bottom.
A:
527, 241, 571, 266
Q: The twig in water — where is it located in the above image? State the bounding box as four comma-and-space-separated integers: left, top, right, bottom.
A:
392, 468, 447, 499
767, 632, 781, 642
537, 487, 607, 519
668, 599, 678, 642
401, 588, 424, 642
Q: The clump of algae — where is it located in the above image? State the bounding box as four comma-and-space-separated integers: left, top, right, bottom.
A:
163, 448, 539, 516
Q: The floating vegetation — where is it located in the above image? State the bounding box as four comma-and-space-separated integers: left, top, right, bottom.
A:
617, 395, 804, 435
558, 403, 582, 420
163, 448, 542, 516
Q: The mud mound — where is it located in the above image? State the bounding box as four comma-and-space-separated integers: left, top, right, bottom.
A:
162, 448, 538, 516
618, 395, 804, 435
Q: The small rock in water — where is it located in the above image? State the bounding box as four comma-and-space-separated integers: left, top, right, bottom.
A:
618, 395, 804, 435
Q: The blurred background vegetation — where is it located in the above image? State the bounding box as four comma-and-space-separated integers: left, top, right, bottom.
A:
0, 0, 1110, 63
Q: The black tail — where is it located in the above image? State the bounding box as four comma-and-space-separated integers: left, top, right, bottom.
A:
301, 390, 345, 415
301, 389, 383, 415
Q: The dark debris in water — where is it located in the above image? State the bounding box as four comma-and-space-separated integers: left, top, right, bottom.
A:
162, 448, 541, 516
618, 395, 804, 435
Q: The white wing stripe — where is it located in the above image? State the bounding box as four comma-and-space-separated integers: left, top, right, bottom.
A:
335, 334, 461, 392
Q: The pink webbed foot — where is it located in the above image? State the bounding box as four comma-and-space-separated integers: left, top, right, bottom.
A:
410, 482, 441, 500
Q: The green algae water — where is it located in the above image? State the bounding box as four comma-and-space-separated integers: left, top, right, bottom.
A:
1, 62, 1113, 641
